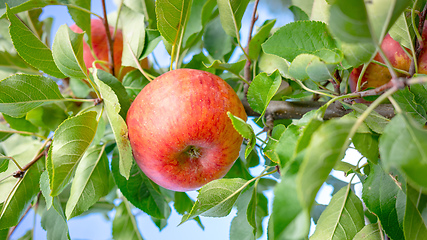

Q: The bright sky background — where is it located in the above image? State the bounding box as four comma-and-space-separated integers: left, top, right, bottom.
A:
10, 1, 364, 239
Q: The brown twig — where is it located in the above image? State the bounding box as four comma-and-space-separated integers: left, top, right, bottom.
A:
12, 140, 51, 179
410, 3, 427, 75
243, 0, 260, 96
243, 99, 395, 120
101, 0, 115, 76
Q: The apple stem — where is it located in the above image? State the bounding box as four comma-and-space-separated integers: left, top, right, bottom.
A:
186, 146, 201, 159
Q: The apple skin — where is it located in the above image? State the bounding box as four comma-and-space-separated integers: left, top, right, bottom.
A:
70, 19, 149, 79
349, 34, 411, 92
126, 69, 247, 192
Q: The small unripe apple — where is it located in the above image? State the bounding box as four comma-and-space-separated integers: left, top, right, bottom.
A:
349, 34, 411, 92
70, 19, 149, 79
126, 69, 247, 192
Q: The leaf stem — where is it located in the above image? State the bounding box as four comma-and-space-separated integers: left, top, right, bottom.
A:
0, 129, 47, 140
123, 198, 144, 240
294, 79, 336, 98
0, 156, 23, 171
62, 4, 103, 19
126, 42, 153, 81
13, 138, 51, 178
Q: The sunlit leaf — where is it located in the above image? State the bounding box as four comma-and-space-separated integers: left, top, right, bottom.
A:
111, 150, 170, 219
0, 160, 43, 229
227, 112, 255, 158
310, 185, 364, 239
6, 5, 66, 78
41, 196, 70, 240
297, 118, 354, 209
52, 24, 87, 79
120, 6, 145, 68
180, 178, 247, 223
65, 145, 110, 219
353, 223, 382, 240
247, 70, 281, 116
47, 111, 98, 196
94, 70, 133, 179
262, 21, 339, 62
217, 0, 250, 39
0, 74, 64, 118
362, 163, 404, 240
112, 200, 143, 240
379, 114, 427, 189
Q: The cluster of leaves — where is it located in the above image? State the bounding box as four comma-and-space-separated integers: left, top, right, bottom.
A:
2, 0, 427, 239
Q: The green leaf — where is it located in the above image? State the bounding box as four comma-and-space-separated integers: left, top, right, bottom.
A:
67, 0, 91, 46
230, 187, 255, 240
393, 87, 427, 125
0, 0, 61, 18
247, 70, 281, 116
182, 0, 206, 48
0, 134, 42, 204
329, 0, 411, 44
174, 192, 204, 229
96, 70, 130, 120
112, 200, 143, 240
122, 70, 150, 100
0, 74, 64, 118
26, 103, 68, 132
40, 170, 52, 210
248, 19, 276, 60
69, 78, 91, 98
288, 54, 336, 82
120, 6, 145, 68
47, 111, 98, 196
262, 21, 338, 62
297, 118, 355, 209
0, 50, 37, 75
180, 178, 247, 223
94, 70, 133, 179
217, 0, 250, 39
362, 163, 404, 240
204, 59, 246, 77
404, 184, 427, 239
353, 223, 382, 240
140, 29, 162, 59
328, 0, 371, 43
0, 159, 43, 229
6, 5, 66, 78
262, 124, 286, 164
271, 156, 310, 239
40, 196, 70, 240
258, 52, 290, 78
155, 0, 192, 57
65, 145, 110, 219
52, 24, 87, 79
204, 17, 233, 60
3, 114, 38, 133
350, 103, 389, 134
352, 133, 379, 164
111, 150, 169, 219
311, 185, 364, 239
227, 112, 255, 158
379, 114, 427, 189
341, 41, 377, 67
275, 124, 299, 168
289, 6, 309, 21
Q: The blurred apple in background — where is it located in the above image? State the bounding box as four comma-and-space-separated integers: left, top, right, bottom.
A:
70, 18, 148, 80
349, 34, 411, 93
126, 69, 247, 192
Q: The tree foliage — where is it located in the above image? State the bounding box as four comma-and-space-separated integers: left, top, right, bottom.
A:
1, 0, 427, 239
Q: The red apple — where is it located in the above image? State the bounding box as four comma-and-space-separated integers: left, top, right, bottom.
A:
417, 22, 427, 74
126, 69, 247, 192
349, 34, 411, 92
70, 19, 149, 80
